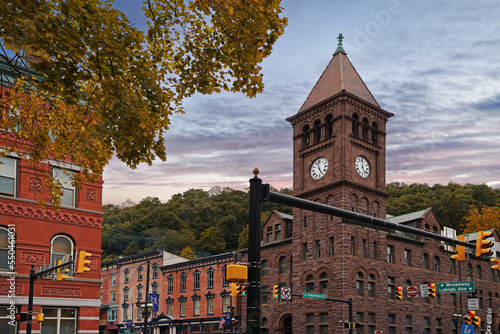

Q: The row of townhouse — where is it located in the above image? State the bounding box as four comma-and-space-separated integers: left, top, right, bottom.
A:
100, 250, 243, 334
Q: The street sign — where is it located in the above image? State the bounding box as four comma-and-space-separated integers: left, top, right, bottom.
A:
281, 287, 291, 300
420, 284, 429, 297
437, 281, 475, 293
302, 292, 325, 299
462, 324, 473, 334
407, 286, 418, 298
468, 298, 478, 310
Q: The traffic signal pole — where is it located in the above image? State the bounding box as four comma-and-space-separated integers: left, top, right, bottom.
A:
246, 169, 269, 334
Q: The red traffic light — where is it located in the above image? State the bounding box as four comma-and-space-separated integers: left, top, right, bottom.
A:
15, 313, 28, 322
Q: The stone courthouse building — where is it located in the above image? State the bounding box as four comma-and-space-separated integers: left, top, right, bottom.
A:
252, 37, 500, 334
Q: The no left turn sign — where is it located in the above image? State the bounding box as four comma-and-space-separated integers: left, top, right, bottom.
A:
281, 287, 291, 299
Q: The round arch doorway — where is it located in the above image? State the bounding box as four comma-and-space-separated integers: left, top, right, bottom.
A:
278, 314, 292, 334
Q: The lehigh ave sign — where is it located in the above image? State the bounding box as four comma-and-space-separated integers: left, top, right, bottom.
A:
436, 281, 475, 293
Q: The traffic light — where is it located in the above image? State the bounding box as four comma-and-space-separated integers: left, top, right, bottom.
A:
428, 283, 436, 298
476, 230, 494, 258
230, 283, 238, 297
273, 285, 280, 299
396, 286, 403, 301
451, 236, 466, 261
464, 312, 473, 324
76, 250, 92, 273
236, 284, 247, 296
35, 313, 45, 322
226, 264, 248, 283
15, 313, 28, 322
470, 311, 481, 327
491, 258, 500, 270
56, 260, 69, 281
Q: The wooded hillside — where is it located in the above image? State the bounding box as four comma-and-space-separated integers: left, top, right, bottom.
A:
102, 183, 500, 262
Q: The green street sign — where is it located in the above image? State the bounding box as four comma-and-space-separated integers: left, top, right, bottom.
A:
436, 281, 475, 293
302, 292, 326, 299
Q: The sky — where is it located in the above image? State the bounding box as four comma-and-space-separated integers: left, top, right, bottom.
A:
103, 0, 500, 205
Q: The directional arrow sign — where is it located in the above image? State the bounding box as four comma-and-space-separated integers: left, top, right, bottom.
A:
302, 292, 325, 299
437, 281, 474, 293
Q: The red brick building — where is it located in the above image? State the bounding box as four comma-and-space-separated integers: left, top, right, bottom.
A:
100, 251, 242, 334
100, 250, 188, 334
0, 59, 103, 334
241, 37, 500, 334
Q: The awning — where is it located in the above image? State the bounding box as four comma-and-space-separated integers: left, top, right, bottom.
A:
106, 325, 119, 330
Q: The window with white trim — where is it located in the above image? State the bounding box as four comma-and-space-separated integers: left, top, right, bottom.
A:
50, 235, 73, 265
53, 167, 76, 207
0, 156, 17, 197
0, 227, 13, 271
41, 307, 77, 334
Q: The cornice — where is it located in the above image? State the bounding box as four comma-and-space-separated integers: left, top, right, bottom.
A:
0, 202, 102, 228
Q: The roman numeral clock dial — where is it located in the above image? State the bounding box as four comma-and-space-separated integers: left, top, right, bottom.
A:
310, 158, 329, 180
355, 156, 370, 178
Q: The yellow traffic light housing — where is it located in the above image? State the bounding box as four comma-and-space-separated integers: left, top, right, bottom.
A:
76, 250, 92, 274
396, 286, 403, 301
476, 231, 494, 258
273, 285, 280, 299
491, 258, 500, 270
226, 264, 248, 283
470, 311, 481, 327
428, 283, 436, 298
56, 260, 69, 281
230, 282, 238, 297
35, 313, 45, 322
236, 284, 247, 296
464, 312, 473, 324
451, 236, 466, 261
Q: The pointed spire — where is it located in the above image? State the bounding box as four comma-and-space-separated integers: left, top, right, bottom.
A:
297, 33, 379, 113
334, 33, 347, 55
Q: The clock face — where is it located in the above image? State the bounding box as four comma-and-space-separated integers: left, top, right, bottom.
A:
355, 156, 370, 178
310, 158, 329, 180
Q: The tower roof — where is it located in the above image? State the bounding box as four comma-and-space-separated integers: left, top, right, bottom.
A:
298, 34, 380, 113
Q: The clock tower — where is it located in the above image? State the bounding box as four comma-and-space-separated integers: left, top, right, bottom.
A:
286, 34, 393, 217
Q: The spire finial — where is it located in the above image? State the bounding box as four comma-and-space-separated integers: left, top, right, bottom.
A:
334, 33, 347, 55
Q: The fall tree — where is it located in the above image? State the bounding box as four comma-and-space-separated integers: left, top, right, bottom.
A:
463, 206, 500, 234
180, 246, 197, 260
0, 0, 287, 204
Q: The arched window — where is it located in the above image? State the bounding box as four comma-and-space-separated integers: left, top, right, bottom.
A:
368, 274, 376, 298
352, 113, 359, 137
434, 256, 440, 272
319, 272, 328, 296
362, 118, 369, 140
261, 260, 269, 277
422, 253, 429, 270
467, 263, 473, 280
50, 235, 73, 264
305, 274, 314, 292
0, 227, 11, 271
424, 223, 430, 230
356, 272, 364, 297
432, 226, 438, 233
314, 120, 321, 143
477, 265, 482, 279
279, 256, 287, 274
303, 125, 310, 146
371, 122, 378, 144
325, 114, 334, 137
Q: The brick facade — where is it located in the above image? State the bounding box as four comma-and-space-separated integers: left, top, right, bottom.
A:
100, 251, 242, 333
241, 44, 500, 334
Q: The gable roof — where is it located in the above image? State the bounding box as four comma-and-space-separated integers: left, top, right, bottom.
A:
298, 43, 379, 113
